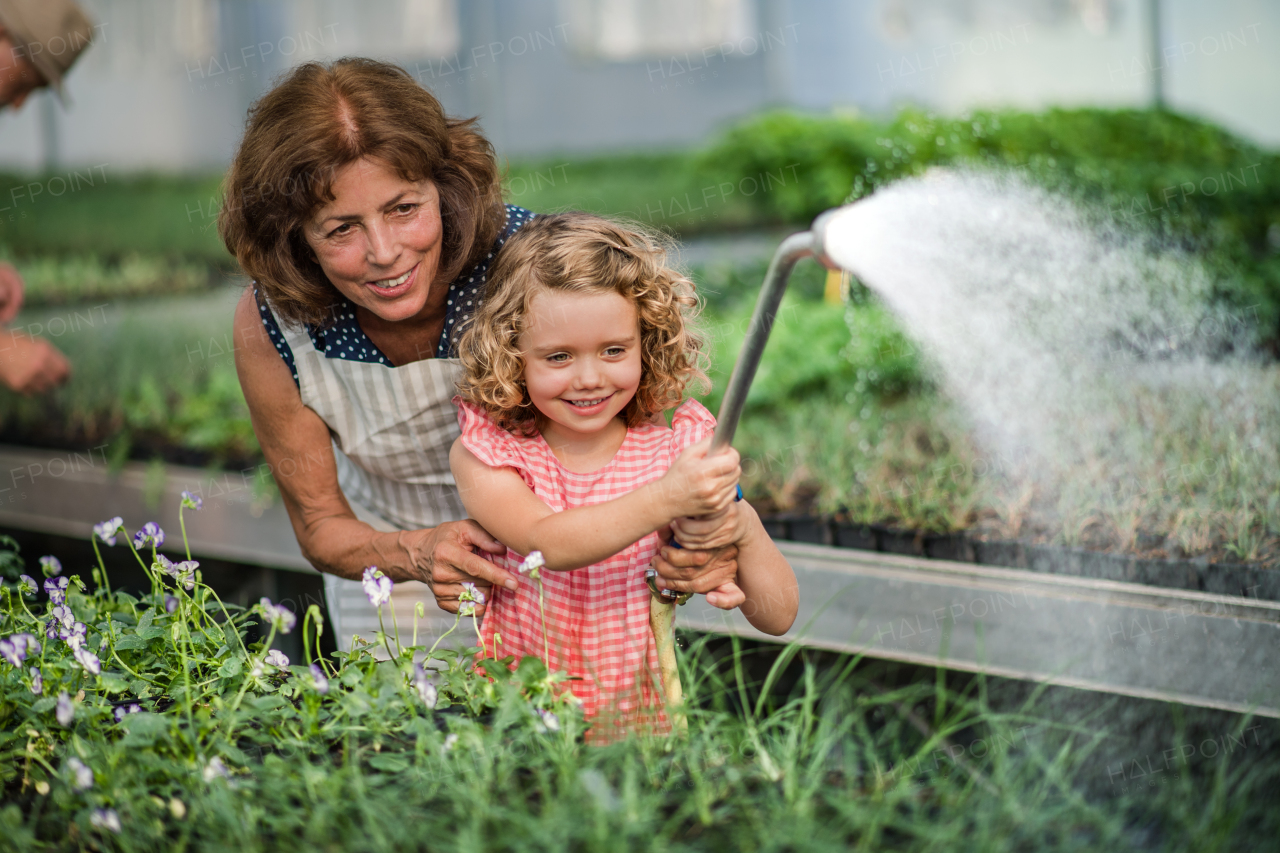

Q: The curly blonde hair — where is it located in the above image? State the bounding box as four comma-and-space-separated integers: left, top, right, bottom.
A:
456, 213, 708, 434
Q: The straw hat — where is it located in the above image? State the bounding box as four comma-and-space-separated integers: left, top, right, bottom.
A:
0, 0, 94, 100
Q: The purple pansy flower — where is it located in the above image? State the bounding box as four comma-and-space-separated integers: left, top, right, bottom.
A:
180, 490, 203, 510
44, 576, 69, 605
537, 708, 560, 732
361, 566, 392, 608
90, 808, 120, 833
63, 622, 87, 649
38, 555, 62, 577
259, 598, 296, 635
133, 522, 165, 550
50, 603, 74, 628
1, 633, 37, 666
17, 574, 37, 596
29, 666, 42, 695
56, 691, 74, 726
68, 757, 94, 791
412, 662, 438, 709
113, 703, 141, 722
265, 649, 289, 669
309, 663, 329, 695
73, 646, 101, 675
156, 555, 198, 591
165, 595, 179, 613
93, 517, 122, 546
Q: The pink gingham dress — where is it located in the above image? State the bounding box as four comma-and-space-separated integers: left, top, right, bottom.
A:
455, 397, 716, 736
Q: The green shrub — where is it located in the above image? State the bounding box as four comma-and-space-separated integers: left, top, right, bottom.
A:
697, 107, 1280, 344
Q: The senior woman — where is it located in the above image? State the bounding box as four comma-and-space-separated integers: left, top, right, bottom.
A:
223, 58, 737, 647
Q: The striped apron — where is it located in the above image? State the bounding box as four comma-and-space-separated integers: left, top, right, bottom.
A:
281, 321, 468, 652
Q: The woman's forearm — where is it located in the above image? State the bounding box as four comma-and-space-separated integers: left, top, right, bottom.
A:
732, 503, 799, 635
293, 512, 425, 582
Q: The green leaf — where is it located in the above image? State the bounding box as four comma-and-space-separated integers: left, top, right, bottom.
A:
31, 697, 55, 714
218, 656, 244, 678
367, 754, 410, 773
99, 673, 129, 694
113, 636, 149, 651
137, 608, 155, 635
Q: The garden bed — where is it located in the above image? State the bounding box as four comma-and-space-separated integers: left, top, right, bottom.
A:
759, 516, 1279, 602
2, 520, 1278, 851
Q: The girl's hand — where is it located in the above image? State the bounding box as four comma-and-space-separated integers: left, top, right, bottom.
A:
670, 503, 748, 551
657, 436, 740, 520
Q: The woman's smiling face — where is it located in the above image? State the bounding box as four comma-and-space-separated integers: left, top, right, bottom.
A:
303, 157, 444, 324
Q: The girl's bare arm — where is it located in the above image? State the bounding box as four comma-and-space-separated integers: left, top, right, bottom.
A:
449, 436, 740, 572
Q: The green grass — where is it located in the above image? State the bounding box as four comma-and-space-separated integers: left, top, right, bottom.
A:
3, 539, 1277, 851
502, 151, 768, 235
0, 171, 227, 264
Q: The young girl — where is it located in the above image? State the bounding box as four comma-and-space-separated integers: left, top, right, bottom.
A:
450, 213, 797, 733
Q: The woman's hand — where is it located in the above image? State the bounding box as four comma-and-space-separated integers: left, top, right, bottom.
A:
657, 436, 741, 520
0, 263, 24, 324
399, 519, 517, 616
650, 530, 745, 609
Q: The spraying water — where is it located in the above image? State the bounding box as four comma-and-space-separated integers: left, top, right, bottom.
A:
821, 169, 1277, 560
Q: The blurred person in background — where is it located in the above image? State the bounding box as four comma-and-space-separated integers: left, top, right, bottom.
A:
0, 0, 94, 395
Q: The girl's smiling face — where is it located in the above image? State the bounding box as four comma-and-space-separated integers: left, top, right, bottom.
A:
519, 288, 642, 442
303, 157, 444, 324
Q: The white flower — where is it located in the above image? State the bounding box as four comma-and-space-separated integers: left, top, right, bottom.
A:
411, 663, 437, 709
93, 517, 123, 546
361, 566, 392, 608
38, 555, 62, 577
17, 574, 37, 596
68, 757, 94, 791
459, 582, 485, 605
113, 703, 141, 722
180, 490, 203, 510
517, 551, 545, 578
265, 650, 290, 669
442, 733, 459, 754
55, 692, 74, 727
157, 555, 198, 590
28, 666, 42, 695
74, 646, 102, 676
458, 600, 476, 618
203, 757, 230, 782
90, 808, 121, 833
258, 598, 296, 634
537, 708, 560, 732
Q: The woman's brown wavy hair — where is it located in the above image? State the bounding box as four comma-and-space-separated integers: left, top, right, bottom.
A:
218, 57, 506, 327
456, 213, 708, 434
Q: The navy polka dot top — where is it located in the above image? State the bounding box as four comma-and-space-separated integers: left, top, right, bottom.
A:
256, 205, 535, 386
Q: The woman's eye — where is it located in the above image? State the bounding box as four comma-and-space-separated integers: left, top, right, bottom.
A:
395, 203, 416, 214
329, 223, 353, 237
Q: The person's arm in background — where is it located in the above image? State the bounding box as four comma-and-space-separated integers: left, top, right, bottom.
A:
0, 263, 70, 396
233, 288, 519, 614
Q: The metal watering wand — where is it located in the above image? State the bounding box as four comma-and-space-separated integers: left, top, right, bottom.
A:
647, 206, 860, 733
